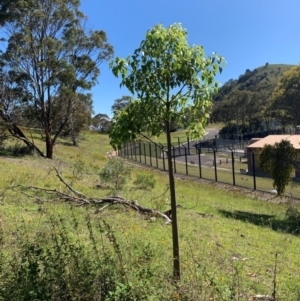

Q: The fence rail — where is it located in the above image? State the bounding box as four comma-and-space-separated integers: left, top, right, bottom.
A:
118, 140, 300, 199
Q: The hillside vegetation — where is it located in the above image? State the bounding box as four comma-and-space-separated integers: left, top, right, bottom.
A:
0, 131, 300, 300
214, 63, 295, 102
211, 64, 296, 137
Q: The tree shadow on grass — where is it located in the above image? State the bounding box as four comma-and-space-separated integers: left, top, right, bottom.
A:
218, 209, 300, 236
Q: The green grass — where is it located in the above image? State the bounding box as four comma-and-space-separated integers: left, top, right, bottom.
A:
1, 131, 300, 300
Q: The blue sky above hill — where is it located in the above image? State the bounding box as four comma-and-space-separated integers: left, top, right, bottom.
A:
80, 0, 300, 117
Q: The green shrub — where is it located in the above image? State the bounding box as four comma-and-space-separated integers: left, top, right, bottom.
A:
133, 173, 156, 190
0, 215, 121, 301
0, 143, 33, 157
99, 157, 132, 190
72, 155, 85, 179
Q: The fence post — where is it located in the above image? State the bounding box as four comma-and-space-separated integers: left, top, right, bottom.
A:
155, 144, 158, 168
143, 143, 147, 165
251, 151, 256, 190
187, 136, 190, 155
172, 144, 176, 173
149, 143, 152, 166
250, 150, 257, 190
182, 144, 188, 175
139, 142, 142, 162
213, 147, 217, 182
130, 141, 133, 159
198, 148, 202, 178
177, 137, 181, 156
123, 143, 126, 157
134, 141, 137, 161
161, 144, 166, 171
228, 147, 235, 186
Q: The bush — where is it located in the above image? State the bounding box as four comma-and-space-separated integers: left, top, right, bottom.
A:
0, 142, 34, 157
133, 173, 156, 190
0, 214, 166, 301
259, 140, 297, 196
99, 157, 132, 190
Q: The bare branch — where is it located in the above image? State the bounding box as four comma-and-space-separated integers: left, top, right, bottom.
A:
11, 169, 172, 224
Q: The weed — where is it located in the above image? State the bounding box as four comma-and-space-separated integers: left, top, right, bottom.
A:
0, 142, 33, 157
133, 173, 157, 190
72, 155, 85, 179
99, 157, 132, 190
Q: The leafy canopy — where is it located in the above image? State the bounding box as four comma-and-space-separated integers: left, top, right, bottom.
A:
258, 140, 297, 196
109, 23, 225, 149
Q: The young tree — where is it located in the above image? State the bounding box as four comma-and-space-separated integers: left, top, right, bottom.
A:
0, 0, 113, 158
109, 23, 225, 280
259, 140, 297, 196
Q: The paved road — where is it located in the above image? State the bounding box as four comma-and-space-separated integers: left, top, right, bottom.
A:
175, 128, 220, 166
189, 127, 219, 146
203, 128, 219, 140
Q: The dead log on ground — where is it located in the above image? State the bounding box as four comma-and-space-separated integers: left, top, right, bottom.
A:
11, 167, 172, 224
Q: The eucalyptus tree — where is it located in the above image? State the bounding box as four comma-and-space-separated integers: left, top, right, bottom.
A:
0, 0, 113, 158
92, 113, 111, 131
109, 23, 225, 280
0, 0, 22, 26
111, 95, 132, 116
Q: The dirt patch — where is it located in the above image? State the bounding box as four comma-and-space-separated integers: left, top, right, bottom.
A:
106, 150, 117, 158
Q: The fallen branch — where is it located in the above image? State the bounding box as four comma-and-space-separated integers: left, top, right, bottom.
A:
11, 168, 172, 224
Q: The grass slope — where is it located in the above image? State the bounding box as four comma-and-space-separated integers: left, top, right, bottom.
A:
0, 132, 300, 300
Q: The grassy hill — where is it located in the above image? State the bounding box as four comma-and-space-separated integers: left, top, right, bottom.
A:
214, 63, 295, 102
0, 132, 300, 300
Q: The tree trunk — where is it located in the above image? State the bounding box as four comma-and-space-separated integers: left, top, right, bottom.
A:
165, 119, 181, 280
45, 130, 53, 159
0, 109, 45, 157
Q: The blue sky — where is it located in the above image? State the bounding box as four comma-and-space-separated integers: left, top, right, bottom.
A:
80, 0, 300, 117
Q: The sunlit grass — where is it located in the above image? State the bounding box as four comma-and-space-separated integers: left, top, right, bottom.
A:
0, 131, 300, 299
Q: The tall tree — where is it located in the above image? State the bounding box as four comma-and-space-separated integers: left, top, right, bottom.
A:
111, 95, 132, 116
92, 113, 111, 132
109, 23, 224, 280
0, 0, 113, 158
269, 66, 300, 128
0, 0, 24, 26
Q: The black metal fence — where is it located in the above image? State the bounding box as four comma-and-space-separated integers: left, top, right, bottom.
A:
118, 140, 300, 199
194, 138, 249, 153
